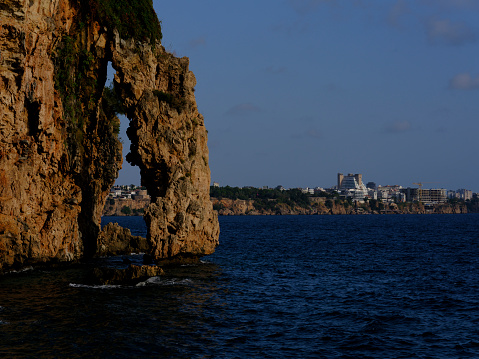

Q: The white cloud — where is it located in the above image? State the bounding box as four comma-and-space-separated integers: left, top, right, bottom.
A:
449, 73, 479, 90
288, 0, 335, 16
383, 120, 412, 133
271, 19, 311, 35
425, 18, 476, 46
291, 127, 323, 140
388, 0, 411, 27
225, 103, 262, 117
189, 37, 206, 49
306, 128, 322, 139
423, 0, 479, 11
264, 65, 287, 75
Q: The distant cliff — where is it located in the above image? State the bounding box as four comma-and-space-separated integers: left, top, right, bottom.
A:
103, 198, 150, 216
103, 193, 469, 216
211, 197, 469, 215
0, 0, 219, 272
209, 186, 471, 215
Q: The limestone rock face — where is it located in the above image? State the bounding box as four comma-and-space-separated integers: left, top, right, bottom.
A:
110, 36, 219, 262
0, 0, 219, 271
97, 222, 150, 257
91, 264, 164, 286
0, 0, 89, 270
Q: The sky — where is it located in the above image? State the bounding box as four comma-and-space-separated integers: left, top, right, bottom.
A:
114, 0, 479, 192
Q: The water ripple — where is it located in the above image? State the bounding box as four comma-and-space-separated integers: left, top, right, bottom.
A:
0, 215, 479, 358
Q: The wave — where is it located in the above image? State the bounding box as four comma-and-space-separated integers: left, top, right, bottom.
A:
7, 266, 34, 274
0, 306, 7, 325
69, 283, 123, 289
179, 260, 212, 267
136, 277, 193, 287
69, 277, 193, 289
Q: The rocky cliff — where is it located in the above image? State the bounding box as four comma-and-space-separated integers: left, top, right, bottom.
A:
211, 197, 468, 215
103, 198, 150, 216
0, 0, 219, 272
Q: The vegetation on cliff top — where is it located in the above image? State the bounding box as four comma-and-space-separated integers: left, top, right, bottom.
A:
53, 0, 162, 148
210, 186, 311, 211
153, 90, 188, 113
80, 0, 162, 44
54, 0, 159, 160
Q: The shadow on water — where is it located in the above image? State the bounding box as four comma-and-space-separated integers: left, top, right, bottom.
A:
0, 256, 227, 359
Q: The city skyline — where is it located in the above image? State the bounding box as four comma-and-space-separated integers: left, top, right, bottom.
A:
114, 1, 479, 192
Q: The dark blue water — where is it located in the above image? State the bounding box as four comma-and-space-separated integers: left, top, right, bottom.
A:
1, 215, 479, 358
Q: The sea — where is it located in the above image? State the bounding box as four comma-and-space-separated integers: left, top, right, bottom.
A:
1, 214, 479, 358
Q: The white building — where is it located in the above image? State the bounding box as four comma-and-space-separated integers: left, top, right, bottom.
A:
367, 188, 377, 200
337, 173, 367, 201
457, 189, 473, 200
376, 185, 404, 203
109, 188, 122, 198
301, 187, 315, 195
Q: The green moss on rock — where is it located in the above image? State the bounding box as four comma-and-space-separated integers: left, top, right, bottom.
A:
81, 0, 162, 45
153, 90, 187, 113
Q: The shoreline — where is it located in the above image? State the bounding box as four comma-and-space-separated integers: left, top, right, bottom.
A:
102, 198, 470, 216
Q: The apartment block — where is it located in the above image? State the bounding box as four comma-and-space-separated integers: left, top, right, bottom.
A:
401, 188, 447, 204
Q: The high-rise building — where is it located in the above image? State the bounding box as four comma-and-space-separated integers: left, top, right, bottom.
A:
337, 173, 344, 189
457, 189, 472, 200
337, 173, 367, 200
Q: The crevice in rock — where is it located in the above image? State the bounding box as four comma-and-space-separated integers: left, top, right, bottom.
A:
76, 55, 123, 259
140, 160, 169, 202
25, 97, 40, 138
167, 225, 177, 235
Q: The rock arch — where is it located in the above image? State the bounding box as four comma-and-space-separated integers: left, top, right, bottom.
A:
0, 0, 219, 271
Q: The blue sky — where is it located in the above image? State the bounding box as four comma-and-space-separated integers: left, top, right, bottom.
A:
115, 0, 479, 192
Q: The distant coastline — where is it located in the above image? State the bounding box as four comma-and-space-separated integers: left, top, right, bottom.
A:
210, 197, 469, 215
103, 186, 478, 216
210, 186, 476, 215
